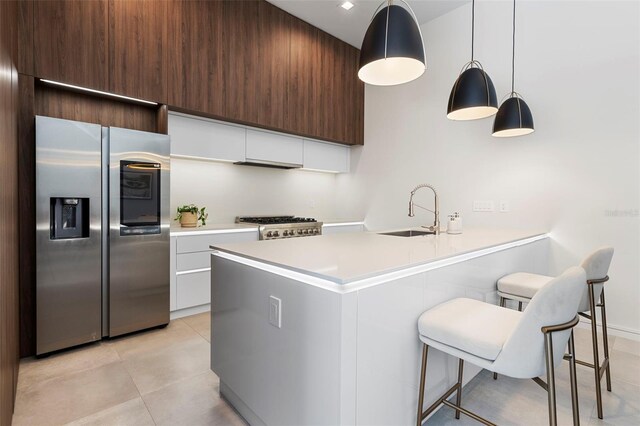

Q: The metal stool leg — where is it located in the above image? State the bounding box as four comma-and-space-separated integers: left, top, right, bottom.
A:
588, 285, 604, 419
544, 332, 558, 426
455, 359, 464, 419
568, 330, 580, 426
494, 296, 506, 381
417, 344, 429, 426
600, 291, 612, 392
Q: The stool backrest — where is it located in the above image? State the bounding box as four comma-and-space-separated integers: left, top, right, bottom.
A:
493, 266, 586, 379
578, 246, 614, 312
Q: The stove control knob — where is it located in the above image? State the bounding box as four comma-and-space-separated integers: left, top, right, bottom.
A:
297, 229, 303, 235
266, 231, 273, 238
283, 230, 289, 236
303, 229, 309, 235
273, 231, 280, 237
314, 228, 319, 234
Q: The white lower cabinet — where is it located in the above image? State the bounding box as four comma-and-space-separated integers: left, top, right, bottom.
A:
176, 271, 211, 310
170, 229, 259, 314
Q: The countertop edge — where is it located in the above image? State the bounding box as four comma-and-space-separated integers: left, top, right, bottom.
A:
211, 232, 550, 294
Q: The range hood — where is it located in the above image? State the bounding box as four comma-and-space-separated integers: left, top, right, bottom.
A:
234, 158, 302, 170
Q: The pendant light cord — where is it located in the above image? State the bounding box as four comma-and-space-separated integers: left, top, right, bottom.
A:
471, 0, 475, 61
511, 0, 516, 94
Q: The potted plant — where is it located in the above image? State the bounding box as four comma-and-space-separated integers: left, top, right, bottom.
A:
175, 204, 208, 228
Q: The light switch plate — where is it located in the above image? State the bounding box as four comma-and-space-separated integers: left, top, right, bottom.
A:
473, 200, 495, 212
269, 296, 282, 328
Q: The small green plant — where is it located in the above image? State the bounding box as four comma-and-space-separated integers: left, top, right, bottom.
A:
175, 204, 208, 226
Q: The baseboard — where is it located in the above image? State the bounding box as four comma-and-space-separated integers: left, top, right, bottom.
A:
170, 304, 211, 320
577, 317, 640, 342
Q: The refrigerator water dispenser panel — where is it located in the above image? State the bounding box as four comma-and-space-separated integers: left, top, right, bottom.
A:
50, 197, 90, 239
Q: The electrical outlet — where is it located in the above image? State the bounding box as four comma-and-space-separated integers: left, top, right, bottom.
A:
269, 296, 282, 328
499, 201, 510, 212
473, 200, 495, 212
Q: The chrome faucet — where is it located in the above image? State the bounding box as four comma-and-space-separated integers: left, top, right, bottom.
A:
408, 184, 440, 235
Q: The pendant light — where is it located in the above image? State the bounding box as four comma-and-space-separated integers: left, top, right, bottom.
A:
447, 0, 498, 120
492, 0, 534, 137
358, 0, 426, 86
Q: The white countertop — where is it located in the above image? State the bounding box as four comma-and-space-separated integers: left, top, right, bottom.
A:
170, 223, 258, 236
170, 219, 365, 236
211, 228, 548, 285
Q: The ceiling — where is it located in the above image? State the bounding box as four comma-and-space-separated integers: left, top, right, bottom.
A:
267, 0, 469, 48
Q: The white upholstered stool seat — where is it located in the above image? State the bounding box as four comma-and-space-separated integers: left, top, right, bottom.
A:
416, 267, 586, 426
497, 272, 553, 302
418, 298, 522, 361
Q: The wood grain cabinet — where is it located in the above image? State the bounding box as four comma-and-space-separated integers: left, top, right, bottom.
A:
23, 0, 364, 146
168, 0, 225, 117
33, 0, 109, 91
108, 0, 168, 103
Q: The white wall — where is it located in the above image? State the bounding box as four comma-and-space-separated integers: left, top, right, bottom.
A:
170, 158, 338, 223
335, 1, 640, 335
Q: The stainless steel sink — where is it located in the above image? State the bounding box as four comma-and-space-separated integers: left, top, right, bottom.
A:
379, 230, 435, 237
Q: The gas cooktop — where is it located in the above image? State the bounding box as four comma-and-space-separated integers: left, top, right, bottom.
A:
236, 216, 322, 240
236, 216, 317, 225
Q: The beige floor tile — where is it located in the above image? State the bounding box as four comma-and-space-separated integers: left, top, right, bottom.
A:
123, 337, 211, 395
143, 371, 244, 426
609, 349, 640, 387
17, 342, 121, 392
586, 379, 640, 425
427, 369, 593, 426
108, 319, 201, 360
12, 362, 139, 426
182, 312, 211, 342
64, 397, 155, 426
613, 336, 640, 356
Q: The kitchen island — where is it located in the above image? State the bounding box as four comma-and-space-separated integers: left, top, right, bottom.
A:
210, 229, 549, 425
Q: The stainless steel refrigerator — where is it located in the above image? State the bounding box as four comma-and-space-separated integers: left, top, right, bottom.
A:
36, 115, 170, 355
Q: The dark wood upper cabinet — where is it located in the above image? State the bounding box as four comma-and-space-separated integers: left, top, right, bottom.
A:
288, 19, 322, 139
25, 0, 363, 145
168, 0, 225, 118
33, 0, 109, 91
108, 0, 168, 104
222, 1, 290, 129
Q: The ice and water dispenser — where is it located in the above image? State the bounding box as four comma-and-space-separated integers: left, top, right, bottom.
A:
50, 197, 90, 240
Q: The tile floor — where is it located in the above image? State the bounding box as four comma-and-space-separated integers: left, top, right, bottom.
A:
12, 313, 640, 425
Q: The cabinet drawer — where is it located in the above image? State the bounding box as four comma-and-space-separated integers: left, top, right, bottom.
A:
176, 270, 210, 310
177, 251, 211, 272
176, 231, 258, 254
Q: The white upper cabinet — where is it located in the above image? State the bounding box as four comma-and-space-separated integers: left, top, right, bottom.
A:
245, 130, 303, 167
303, 139, 350, 173
169, 113, 246, 162
168, 112, 349, 173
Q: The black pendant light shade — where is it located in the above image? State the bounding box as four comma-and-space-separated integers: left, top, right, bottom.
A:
492, 95, 534, 137
447, 64, 498, 120
493, 0, 534, 138
358, 2, 426, 86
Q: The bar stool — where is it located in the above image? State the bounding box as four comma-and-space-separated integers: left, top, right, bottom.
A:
416, 267, 586, 426
496, 247, 614, 419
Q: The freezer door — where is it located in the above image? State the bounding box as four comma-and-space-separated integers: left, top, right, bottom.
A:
109, 127, 170, 337
35, 116, 103, 355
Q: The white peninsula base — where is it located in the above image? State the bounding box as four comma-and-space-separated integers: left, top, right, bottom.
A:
210, 230, 548, 425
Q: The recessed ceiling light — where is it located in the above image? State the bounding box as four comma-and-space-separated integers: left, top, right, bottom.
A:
340, 1, 355, 11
